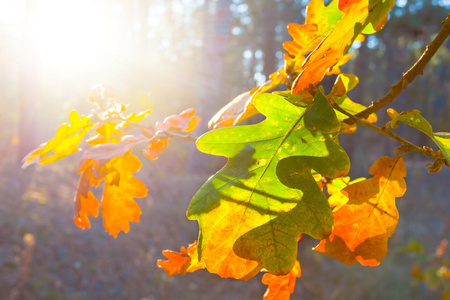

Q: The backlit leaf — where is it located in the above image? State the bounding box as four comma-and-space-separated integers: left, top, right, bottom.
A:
73, 169, 100, 229
100, 150, 147, 238
386, 109, 434, 137
262, 260, 301, 300
143, 139, 169, 160
208, 72, 286, 129
330, 74, 377, 126
22, 111, 93, 167
293, 0, 394, 94
314, 155, 407, 266
304, 87, 340, 133
157, 241, 206, 276
433, 133, 450, 163
188, 93, 349, 279
126, 110, 152, 123
75, 150, 148, 238
386, 109, 450, 164
87, 122, 122, 145
156, 108, 200, 133
83, 135, 149, 162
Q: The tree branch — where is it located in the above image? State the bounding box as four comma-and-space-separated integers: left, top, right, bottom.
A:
354, 118, 446, 161
345, 14, 450, 124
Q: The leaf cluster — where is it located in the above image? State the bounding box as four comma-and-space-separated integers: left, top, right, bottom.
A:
21, 1, 450, 299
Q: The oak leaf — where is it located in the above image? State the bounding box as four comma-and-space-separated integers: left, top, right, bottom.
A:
87, 122, 122, 145
157, 241, 206, 276
74, 150, 148, 238
314, 155, 407, 266
156, 108, 200, 133
188, 92, 349, 279
262, 260, 301, 300
143, 139, 169, 160
293, 0, 394, 94
22, 110, 93, 168
386, 109, 450, 164
73, 169, 100, 229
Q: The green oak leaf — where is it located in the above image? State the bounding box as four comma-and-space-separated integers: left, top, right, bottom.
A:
187, 93, 350, 279
433, 133, 450, 162
362, 0, 396, 34
304, 87, 341, 133
386, 109, 450, 163
387, 109, 434, 137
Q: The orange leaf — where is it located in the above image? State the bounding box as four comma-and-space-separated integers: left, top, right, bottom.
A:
143, 139, 169, 160
314, 155, 407, 266
73, 169, 100, 229
73, 191, 100, 229
292, 1, 368, 93
100, 150, 147, 238
157, 241, 205, 276
262, 260, 301, 300
74, 150, 148, 237
283, 23, 320, 56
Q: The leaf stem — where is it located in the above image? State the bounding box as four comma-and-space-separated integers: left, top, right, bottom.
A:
345, 14, 450, 123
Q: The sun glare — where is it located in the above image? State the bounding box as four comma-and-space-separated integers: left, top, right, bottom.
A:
0, 0, 25, 25
31, 0, 114, 70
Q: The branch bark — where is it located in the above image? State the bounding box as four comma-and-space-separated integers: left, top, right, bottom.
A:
345, 14, 450, 124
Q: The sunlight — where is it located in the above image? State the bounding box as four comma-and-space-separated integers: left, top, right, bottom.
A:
31, 0, 115, 71
0, 0, 25, 25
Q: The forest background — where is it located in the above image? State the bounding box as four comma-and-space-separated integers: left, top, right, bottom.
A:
0, 0, 449, 299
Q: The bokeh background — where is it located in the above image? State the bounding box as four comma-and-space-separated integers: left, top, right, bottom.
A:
0, 0, 449, 299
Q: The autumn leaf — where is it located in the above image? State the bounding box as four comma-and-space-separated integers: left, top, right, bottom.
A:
293, 0, 394, 94
73, 169, 100, 229
283, 0, 343, 71
87, 122, 122, 145
22, 110, 93, 168
326, 176, 366, 210
262, 260, 301, 300
100, 150, 147, 238
314, 155, 407, 266
156, 108, 200, 133
125, 110, 152, 123
157, 241, 206, 276
143, 138, 169, 160
188, 92, 349, 279
386, 109, 450, 164
208, 71, 286, 129
83, 135, 150, 162
74, 150, 148, 238
329, 74, 377, 134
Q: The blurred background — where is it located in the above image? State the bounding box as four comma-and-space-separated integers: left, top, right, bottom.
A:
0, 0, 449, 299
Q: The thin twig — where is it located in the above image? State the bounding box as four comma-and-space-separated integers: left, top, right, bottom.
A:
345, 14, 450, 124
331, 99, 444, 159
354, 118, 446, 160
